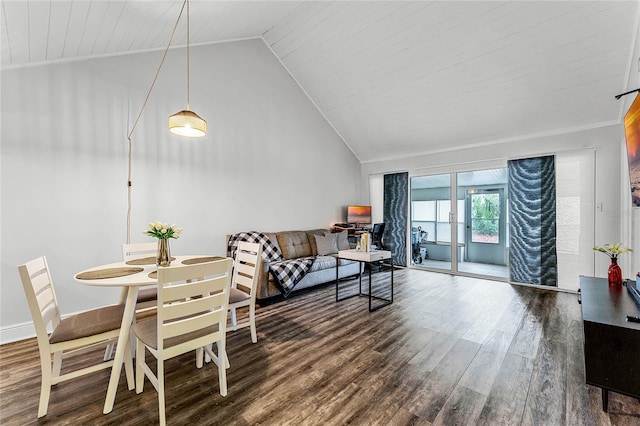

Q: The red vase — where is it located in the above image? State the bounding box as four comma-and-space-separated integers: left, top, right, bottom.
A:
608, 257, 623, 285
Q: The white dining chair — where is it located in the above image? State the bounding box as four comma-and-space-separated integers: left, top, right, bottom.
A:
131, 258, 233, 426
122, 242, 159, 310
228, 241, 263, 343
202, 241, 262, 368
18, 256, 133, 418
105, 242, 158, 361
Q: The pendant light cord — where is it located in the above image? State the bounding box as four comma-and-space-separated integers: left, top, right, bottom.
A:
186, 0, 190, 110
126, 0, 187, 243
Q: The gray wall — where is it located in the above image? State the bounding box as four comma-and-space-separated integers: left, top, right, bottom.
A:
1, 39, 361, 341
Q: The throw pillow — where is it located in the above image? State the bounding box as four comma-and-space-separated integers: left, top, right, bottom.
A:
334, 230, 350, 251
314, 233, 337, 255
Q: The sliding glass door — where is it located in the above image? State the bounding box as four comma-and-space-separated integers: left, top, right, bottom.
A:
410, 174, 453, 271
406, 152, 593, 285
410, 168, 508, 279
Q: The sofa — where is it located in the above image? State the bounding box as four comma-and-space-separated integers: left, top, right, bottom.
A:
229, 229, 363, 300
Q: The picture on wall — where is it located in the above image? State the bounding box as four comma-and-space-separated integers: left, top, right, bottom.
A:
624, 93, 640, 207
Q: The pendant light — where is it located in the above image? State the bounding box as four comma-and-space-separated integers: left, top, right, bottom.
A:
125, 0, 205, 243
168, 0, 206, 137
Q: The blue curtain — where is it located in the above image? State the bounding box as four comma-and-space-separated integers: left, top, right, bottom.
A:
383, 172, 408, 266
508, 156, 557, 286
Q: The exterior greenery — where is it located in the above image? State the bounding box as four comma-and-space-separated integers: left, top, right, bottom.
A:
471, 194, 499, 236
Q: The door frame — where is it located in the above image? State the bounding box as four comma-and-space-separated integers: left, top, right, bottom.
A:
464, 187, 507, 265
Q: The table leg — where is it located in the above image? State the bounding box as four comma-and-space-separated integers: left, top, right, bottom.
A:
103, 286, 138, 414
391, 257, 394, 303
368, 256, 393, 312
336, 258, 366, 302
335, 257, 339, 302
602, 388, 608, 412
368, 261, 372, 311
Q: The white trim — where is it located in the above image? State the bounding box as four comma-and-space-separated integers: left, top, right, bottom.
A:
0, 320, 35, 344
411, 159, 507, 177
0, 36, 262, 71
258, 37, 360, 163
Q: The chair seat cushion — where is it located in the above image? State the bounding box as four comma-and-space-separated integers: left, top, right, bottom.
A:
49, 304, 125, 344
229, 287, 251, 304
132, 316, 220, 350
137, 287, 157, 303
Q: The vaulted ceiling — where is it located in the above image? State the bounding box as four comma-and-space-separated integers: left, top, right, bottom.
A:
2, 1, 639, 163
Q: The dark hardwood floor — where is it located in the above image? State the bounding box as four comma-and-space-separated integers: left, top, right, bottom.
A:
1, 268, 639, 425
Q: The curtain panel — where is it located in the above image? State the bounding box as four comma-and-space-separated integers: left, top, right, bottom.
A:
383, 172, 408, 266
508, 156, 558, 286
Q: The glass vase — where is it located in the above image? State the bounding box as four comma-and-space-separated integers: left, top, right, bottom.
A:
157, 238, 171, 267
607, 257, 622, 285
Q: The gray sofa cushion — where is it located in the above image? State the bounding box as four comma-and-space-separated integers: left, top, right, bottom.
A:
334, 230, 350, 250
276, 231, 313, 259
315, 234, 337, 255
310, 255, 337, 272
306, 229, 329, 255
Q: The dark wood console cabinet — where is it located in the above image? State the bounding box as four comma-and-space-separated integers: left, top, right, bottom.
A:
579, 276, 640, 411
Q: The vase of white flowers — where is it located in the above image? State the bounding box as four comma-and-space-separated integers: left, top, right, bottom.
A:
144, 222, 182, 267
157, 239, 171, 267
593, 243, 632, 285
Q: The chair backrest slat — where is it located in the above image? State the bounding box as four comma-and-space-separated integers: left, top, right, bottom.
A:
122, 242, 157, 261
234, 273, 254, 291
41, 306, 58, 328
31, 269, 51, 293
163, 309, 225, 340
161, 276, 226, 303
162, 292, 220, 321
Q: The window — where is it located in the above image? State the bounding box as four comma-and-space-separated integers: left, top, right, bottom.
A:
412, 199, 463, 244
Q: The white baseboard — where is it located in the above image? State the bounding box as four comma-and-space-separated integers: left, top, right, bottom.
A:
0, 321, 36, 344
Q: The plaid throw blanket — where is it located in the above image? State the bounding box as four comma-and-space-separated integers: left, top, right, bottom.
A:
269, 257, 315, 297
227, 231, 283, 262
227, 232, 315, 297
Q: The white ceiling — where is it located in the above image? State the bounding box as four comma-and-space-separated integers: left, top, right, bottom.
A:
2, 1, 639, 163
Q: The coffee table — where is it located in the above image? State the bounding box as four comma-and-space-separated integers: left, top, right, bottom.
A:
335, 249, 393, 311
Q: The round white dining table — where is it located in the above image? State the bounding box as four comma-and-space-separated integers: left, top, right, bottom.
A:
74, 254, 228, 414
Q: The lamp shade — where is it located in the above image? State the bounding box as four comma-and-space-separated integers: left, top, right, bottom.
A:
168, 109, 206, 137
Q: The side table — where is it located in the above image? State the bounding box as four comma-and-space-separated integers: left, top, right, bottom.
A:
336, 249, 393, 311
579, 275, 640, 412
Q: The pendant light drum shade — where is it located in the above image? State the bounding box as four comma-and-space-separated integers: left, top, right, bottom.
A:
168, 0, 206, 138
168, 110, 206, 137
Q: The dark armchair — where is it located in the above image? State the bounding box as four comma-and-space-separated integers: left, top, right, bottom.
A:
372, 223, 386, 249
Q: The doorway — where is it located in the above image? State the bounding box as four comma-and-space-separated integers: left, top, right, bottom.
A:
457, 169, 509, 278
465, 188, 506, 265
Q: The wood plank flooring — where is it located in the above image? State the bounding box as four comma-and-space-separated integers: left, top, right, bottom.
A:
1, 268, 639, 425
